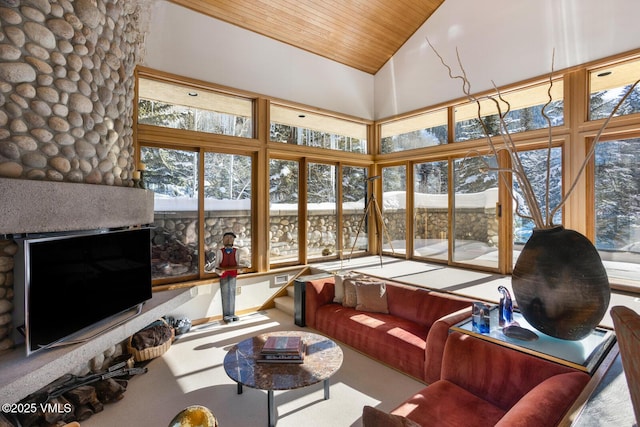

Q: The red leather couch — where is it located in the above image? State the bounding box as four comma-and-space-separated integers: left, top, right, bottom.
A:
390, 331, 591, 426
305, 276, 473, 383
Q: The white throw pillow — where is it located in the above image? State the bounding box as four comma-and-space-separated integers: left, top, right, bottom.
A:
333, 274, 345, 303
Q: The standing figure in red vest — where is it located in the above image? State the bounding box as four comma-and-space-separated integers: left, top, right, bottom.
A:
214, 231, 243, 322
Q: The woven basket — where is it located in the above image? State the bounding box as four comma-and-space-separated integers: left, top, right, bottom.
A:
127, 319, 175, 362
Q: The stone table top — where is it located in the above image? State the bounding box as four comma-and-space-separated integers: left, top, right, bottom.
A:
223, 331, 343, 391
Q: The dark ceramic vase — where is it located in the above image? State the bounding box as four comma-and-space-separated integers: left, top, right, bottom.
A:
511, 226, 610, 340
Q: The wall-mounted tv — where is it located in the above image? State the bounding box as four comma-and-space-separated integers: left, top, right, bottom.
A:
13, 228, 152, 356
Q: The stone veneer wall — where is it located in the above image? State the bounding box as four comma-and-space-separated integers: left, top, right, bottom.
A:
0, 0, 153, 368
0, 240, 17, 351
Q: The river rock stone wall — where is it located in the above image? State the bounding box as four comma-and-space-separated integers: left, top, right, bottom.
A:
0, 0, 152, 355
0, 0, 149, 184
150, 212, 255, 278
413, 207, 499, 246
0, 240, 17, 352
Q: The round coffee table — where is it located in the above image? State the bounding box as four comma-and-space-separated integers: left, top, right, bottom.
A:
223, 330, 343, 427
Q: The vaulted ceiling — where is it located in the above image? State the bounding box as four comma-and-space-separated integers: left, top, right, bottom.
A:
168, 0, 446, 75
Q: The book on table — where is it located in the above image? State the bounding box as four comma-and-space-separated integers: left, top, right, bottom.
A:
258, 336, 305, 363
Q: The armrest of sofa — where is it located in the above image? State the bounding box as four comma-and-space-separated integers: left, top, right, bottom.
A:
304, 278, 335, 329
423, 307, 472, 384
495, 371, 589, 427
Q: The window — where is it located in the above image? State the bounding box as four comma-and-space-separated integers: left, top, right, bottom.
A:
380, 109, 448, 153
269, 159, 300, 264
307, 162, 338, 259
382, 166, 407, 254
204, 153, 252, 271
512, 147, 562, 264
270, 104, 367, 153
454, 81, 564, 142
589, 59, 640, 120
594, 138, 640, 281
453, 156, 498, 268
413, 161, 449, 261
136, 52, 640, 288
138, 78, 253, 137
342, 166, 368, 257
141, 147, 199, 280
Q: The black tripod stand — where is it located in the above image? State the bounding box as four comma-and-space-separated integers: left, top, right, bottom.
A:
348, 176, 394, 267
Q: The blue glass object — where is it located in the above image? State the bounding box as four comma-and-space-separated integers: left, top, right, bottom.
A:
498, 285, 514, 327
472, 302, 491, 333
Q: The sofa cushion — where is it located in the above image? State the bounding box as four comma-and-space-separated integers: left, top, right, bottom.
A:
385, 284, 472, 330
495, 371, 590, 427
355, 281, 389, 313
343, 276, 358, 307
391, 380, 506, 427
314, 303, 428, 379
333, 272, 361, 304
363, 405, 420, 427
442, 331, 584, 410
343, 275, 378, 308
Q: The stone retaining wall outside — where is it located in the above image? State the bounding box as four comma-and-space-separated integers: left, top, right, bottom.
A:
149, 207, 498, 279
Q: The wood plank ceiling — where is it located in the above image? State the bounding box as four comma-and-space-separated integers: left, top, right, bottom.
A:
168, 0, 446, 75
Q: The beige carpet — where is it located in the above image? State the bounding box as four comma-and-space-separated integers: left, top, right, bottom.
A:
81, 309, 426, 427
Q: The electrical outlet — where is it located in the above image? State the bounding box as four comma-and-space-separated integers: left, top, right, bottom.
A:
236, 286, 241, 295
274, 274, 289, 285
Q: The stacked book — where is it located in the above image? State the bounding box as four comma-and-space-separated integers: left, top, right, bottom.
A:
258, 336, 306, 364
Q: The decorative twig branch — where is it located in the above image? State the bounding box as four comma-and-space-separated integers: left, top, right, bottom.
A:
427, 37, 640, 229
540, 50, 555, 225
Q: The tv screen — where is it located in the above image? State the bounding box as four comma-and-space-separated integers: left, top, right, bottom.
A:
16, 228, 152, 355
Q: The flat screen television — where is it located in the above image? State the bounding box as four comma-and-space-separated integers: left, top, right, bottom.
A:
13, 228, 153, 356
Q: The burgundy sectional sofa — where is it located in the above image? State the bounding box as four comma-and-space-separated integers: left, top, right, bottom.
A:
390, 331, 591, 426
305, 275, 591, 426
304, 275, 474, 383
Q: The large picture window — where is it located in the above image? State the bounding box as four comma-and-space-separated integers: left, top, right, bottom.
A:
595, 138, 640, 281
342, 166, 368, 256
269, 159, 300, 264
382, 166, 407, 255
512, 147, 562, 265
306, 162, 338, 259
453, 156, 499, 269
413, 161, 449, 261
203, 153, 253, 272
141, 147, 199, 281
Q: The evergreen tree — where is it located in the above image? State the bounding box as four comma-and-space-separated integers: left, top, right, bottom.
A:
589, 90, 610, 120
342, 166, 367, 202
595, 139, 640, 249
617, 84, 640, 115
141, 147, 198, 197
270, 160, 299, 203
138, 100, 187, 128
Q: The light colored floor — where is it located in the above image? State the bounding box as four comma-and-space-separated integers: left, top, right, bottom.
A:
81, 308, 426, 427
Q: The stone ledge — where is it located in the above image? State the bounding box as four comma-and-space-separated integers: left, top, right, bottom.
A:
0, 177, 154, 235
0, 287, 194, 404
